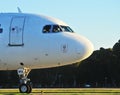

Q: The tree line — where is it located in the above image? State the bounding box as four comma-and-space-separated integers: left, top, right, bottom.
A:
0, 40, 120, 88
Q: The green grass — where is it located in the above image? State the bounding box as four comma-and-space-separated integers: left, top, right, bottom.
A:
0, 93, 120, 95
0, 88, 120, 95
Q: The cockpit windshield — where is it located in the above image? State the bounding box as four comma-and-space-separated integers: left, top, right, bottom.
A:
60, 26, 74, 32
52, 25, 62, 33
43, 25, 51, 33
43, 25, 74, 33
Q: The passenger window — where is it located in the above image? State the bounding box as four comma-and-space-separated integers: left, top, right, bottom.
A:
0, 24, 3, 33
52, 25, 62, 33
43, 25, 51, 33
0, 28, 3, 33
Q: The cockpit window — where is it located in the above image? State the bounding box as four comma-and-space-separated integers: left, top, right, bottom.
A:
52, 25, 62, 33
60, 26, 74, 33
43, 24, 74, 33
43, 25, 51, 33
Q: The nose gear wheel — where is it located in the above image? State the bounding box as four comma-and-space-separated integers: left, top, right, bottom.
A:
17, 67, 32, 93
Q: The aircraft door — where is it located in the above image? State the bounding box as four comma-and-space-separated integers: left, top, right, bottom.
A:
9, 17, 25, 46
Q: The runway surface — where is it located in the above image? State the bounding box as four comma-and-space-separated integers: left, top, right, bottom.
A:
0, 88, 120, 95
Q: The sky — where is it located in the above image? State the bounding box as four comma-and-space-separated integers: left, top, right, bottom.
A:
0, 0, 120, 50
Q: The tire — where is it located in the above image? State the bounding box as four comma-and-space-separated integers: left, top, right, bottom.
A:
19, 84, 30, 93
27, 83, 32, 93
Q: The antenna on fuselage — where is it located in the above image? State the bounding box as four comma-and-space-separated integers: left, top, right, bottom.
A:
17, 7, 22, 13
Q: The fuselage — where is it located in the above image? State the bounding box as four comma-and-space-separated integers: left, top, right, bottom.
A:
0, 13, 94, 70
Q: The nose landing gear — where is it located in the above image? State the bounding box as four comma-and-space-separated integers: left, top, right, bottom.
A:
17, 67, 32, 93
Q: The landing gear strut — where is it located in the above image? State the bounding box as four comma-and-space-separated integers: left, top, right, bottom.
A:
17, 67, 32, 93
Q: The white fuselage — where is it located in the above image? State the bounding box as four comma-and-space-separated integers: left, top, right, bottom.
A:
0, 13, 94, 70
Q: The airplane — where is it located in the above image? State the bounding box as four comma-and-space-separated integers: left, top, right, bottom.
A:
0, 12, 94, 93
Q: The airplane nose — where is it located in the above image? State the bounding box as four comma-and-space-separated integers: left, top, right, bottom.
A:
75, 35, 94, 61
